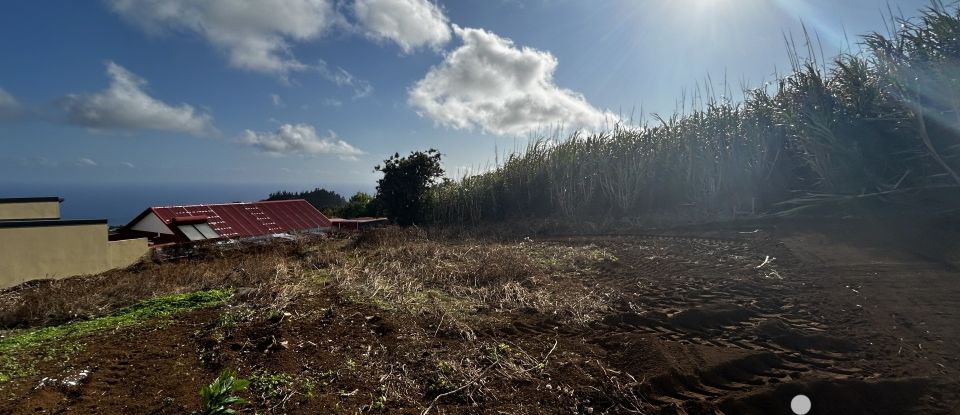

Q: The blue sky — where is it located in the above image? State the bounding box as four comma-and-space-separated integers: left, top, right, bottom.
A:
0, 0, 934, 194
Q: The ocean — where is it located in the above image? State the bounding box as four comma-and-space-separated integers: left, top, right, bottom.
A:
0, 182, 369, 225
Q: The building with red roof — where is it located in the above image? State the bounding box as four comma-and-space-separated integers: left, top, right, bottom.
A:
115, 199, 331, 246
329, 217, 389, 231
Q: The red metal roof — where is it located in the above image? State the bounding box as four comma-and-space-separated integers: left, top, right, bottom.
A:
171, 215, 209, 224
145, 199, 331, 239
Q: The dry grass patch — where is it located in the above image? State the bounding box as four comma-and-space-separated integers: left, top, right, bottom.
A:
329, 229, 616, 336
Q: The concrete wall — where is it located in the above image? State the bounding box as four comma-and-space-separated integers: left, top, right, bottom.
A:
108, 238, 149, 269
0, 221, 148, 289
0, 200, 60, 221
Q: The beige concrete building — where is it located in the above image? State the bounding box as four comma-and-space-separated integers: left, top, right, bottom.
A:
0, 197, 148, 289
0, 197, 61, 221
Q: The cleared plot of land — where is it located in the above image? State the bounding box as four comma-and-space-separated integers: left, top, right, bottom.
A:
0, 222, 957, 414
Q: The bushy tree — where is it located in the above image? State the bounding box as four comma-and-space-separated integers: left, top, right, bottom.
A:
375, 149, 444, 225
337, 191, 376, 218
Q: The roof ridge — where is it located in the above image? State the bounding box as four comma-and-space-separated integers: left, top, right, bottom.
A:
149, 199, 309, 209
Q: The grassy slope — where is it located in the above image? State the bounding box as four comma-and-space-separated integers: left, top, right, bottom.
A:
0, 289, 231, 383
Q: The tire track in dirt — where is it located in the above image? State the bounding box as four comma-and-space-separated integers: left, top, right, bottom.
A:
444, 233, 951, 413
531, 235, 876, 412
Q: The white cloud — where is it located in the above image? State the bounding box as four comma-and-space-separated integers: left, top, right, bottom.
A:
60, 61, 216, 136
106, 0, 339, 77
240, 123, 364, 157
0, 87, 22, 120
409, 25, 616, 136
270, 93, 285, 107
77, 158, 98, 167
121, 161, 135, 168
354, 0, 451, 53
318, 60, 374, 98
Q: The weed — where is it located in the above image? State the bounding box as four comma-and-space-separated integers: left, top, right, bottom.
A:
249, 370, 295, 401
492, 343, 513, 360
198, 369, 249, 415
216, 310, 246, 330
426, 361, 458, 396
370, 394, 387, 410
301, 380, 316, 401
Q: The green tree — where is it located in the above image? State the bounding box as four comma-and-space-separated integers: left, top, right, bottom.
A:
374, 149, 444, 225
337, 191, 375, 218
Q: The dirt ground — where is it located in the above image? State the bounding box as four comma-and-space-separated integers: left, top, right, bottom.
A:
0, 219, 957, 414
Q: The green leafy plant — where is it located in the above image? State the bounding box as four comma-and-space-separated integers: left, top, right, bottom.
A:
337, 191, 377, 218
199, 369, 250, 415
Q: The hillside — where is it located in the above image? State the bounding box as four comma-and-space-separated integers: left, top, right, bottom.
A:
0, 221, 957, 414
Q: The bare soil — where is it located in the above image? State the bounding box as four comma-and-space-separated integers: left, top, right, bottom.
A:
1, 219, 957, 414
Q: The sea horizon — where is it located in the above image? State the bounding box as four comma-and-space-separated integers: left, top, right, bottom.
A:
0, 181, 372, 225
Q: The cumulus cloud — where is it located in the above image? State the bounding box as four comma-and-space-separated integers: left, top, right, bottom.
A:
354, 0, 451, 53
106, 0, 339, 77
60, 62, 216, 136
76, 158, 98, 167
270, 93, 285, 107
409, 25, 616, 136
0, 87, 23, 120
240, 123, 364, 158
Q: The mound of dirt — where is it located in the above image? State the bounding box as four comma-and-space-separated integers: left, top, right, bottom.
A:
754, 318, 856, 353
668, 305, 756, 331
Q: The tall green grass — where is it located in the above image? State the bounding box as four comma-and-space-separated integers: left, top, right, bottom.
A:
428, 3, 960, 225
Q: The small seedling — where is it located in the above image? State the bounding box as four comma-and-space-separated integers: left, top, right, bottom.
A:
301, 380, 316, 401
370, 395, 387, 410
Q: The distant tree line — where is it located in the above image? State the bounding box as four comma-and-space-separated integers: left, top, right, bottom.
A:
266, 188, 346, 211
265, 188, 377, 219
